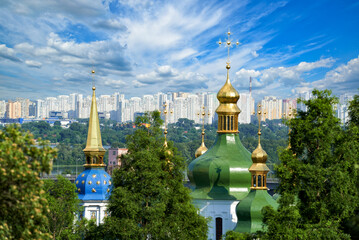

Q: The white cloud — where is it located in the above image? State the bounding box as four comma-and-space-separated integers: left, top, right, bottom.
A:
309, 56, 359, 94
25, 60, 42, 68
235, 58, 335, 98
0, 44, 21, 62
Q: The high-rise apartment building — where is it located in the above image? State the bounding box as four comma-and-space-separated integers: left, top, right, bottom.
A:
260, 96, 282, 121
0, 100, 6, 118
283, 98, 297, 118
297, 91, 312, 112
238, 93, 253, 124
6, 100, 21, 119
336, 94, 353, 125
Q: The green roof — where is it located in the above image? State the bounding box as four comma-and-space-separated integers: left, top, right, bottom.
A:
234, 190, 279, 233
188, 133, 252, 200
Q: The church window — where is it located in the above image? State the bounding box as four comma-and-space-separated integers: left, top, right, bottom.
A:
215, 217, 223, 240
258, 175, 262, 187
263, 175, 266, 187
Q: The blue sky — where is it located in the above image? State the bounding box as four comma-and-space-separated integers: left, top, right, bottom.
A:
0, 0, 358, 100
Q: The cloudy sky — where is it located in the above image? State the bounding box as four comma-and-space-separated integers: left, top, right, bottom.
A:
0, 0, 358, 100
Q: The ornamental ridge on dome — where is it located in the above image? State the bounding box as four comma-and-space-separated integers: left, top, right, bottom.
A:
249, 104, 270, 190
83, 69, 106, 168
216, 29, 241, 133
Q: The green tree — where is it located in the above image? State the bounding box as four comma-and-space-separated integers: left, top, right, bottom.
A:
261, 90, 359, 239
103, 111, 208, 239
43, 175, 82, 239
0, 125, 56, 240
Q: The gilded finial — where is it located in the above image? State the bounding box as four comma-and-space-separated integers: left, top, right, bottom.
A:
283, 106, 293, 149
218, 28, 240, 69
162, 103, 173, 154
91, 68, 96, 88
257, 104, 262, 144
195, 105, 209, 158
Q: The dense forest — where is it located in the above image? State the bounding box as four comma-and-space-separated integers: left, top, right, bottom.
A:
18, 117, 288, 174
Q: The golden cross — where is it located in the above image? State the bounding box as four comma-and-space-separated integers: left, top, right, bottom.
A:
218, 28, 239, 66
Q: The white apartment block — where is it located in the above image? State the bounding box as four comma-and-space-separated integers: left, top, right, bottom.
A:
238, 93, 254, 124
0, 100, 6, 118
259, 96, 283, 121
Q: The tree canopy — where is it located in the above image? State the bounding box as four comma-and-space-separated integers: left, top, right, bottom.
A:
0, 125, 56, 240
43, 175, 82, 240
101, 111, 208, 239
261, 90, 359, 239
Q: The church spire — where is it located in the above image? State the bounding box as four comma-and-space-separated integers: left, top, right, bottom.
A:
83, 70, 106, 168
249, 104, 270, 190
216, 29, 241, 133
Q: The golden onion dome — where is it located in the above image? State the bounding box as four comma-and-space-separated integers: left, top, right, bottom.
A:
251, 132, 267, 163
251, 143, 268, 163
195, 141, 208, 158
217, 64, 239, 104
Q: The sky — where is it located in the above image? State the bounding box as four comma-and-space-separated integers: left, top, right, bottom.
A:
0, 0, 358, 100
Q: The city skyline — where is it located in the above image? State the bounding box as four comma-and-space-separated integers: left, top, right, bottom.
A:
0, 0, 359, 100
1, 90, 353, 126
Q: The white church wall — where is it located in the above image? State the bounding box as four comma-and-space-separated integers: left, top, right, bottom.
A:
193, 199, 239, 240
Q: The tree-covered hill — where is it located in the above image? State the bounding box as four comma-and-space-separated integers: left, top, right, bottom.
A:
18, 118, 289, 170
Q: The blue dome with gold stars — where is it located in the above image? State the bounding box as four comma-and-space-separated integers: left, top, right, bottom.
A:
75, 167, 112, 201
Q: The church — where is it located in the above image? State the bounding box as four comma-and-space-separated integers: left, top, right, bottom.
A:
188, 30, 278, 239
74, 31, 278, 239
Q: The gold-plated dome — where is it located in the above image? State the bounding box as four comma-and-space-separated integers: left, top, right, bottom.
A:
251, 133, 267, 163
217, 64, 240, 104
195, 131, 208, 158
195, 142, 208, 158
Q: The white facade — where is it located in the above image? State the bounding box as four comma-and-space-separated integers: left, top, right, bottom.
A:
80, 201, 108, 225
194, 199, 239, 240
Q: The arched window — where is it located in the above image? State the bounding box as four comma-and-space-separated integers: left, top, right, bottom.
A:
263, 175, 266, 187
215, 217, 223, 240
231, 116, 234, 130
253, 175, 256, 187
258, 175, 262, 187
223, 116, 226, 131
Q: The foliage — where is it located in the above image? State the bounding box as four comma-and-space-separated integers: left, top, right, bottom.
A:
0, 124, 56, 240
43, 175, 82, 239
348, 94, 359, 126
225, 230, 256, 240
103, 111, 208, 239
20, 118, 288, 171
261, 90, 359, 239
